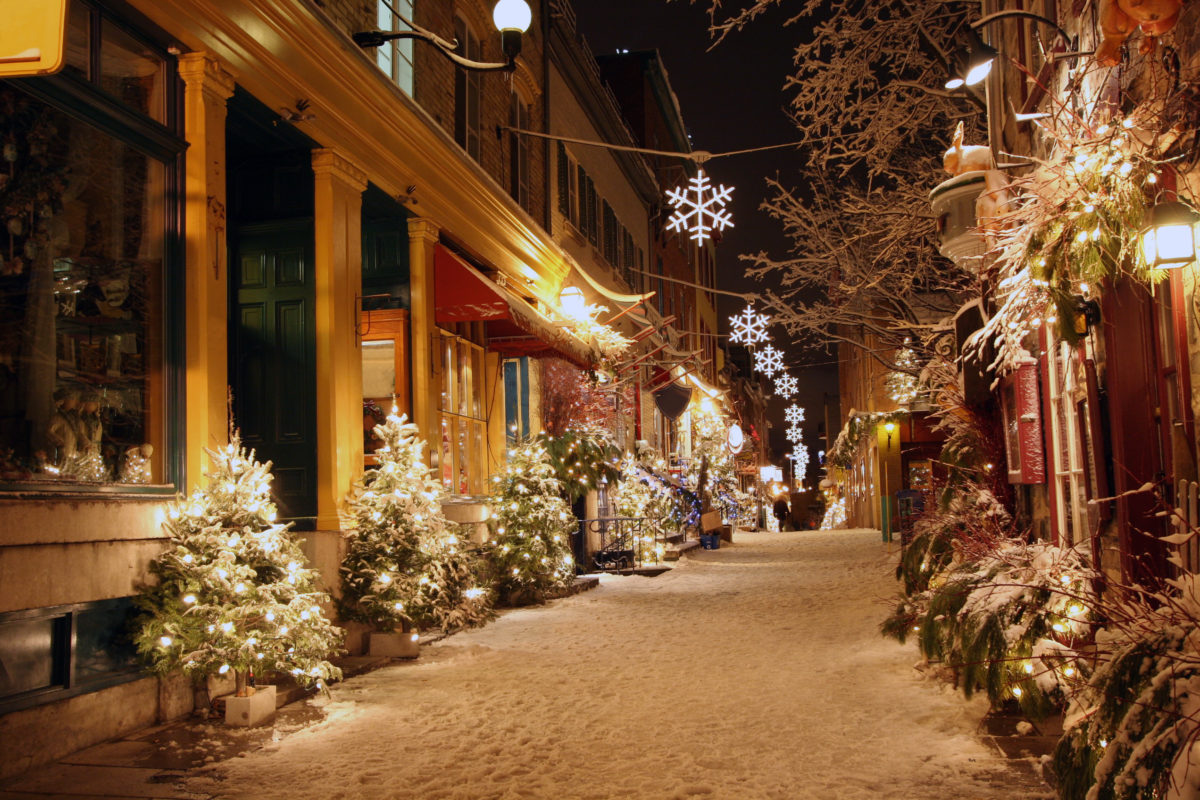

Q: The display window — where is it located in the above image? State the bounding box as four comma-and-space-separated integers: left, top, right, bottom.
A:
0, 3, 182, 489
438, 332, 486, 495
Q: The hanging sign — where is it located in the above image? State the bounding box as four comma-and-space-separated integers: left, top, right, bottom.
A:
727, 423, 745, 454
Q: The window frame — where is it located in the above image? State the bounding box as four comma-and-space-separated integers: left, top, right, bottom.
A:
375, 0, 415, 96
0, 596, 143, 715
0, 3, 186, 496
453, 15, 482, 162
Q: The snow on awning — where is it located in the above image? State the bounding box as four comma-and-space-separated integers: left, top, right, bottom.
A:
434, 245, 596, 368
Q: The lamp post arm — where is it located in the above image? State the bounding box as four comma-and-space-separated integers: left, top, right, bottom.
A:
970, 10, 1070, 45
352, 28, 516, 73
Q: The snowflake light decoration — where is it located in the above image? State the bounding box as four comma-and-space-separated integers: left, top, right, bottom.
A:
793, 447, 810, 474
753, 344, 784, 377
785, 424, 803, 443
784, 404, 805, 425
729, 304, 770, 345
665, 169, 734, 243
774, 372, 798, 399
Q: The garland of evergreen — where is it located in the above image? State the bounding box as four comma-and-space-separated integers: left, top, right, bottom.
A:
1052, 580, 1200, 800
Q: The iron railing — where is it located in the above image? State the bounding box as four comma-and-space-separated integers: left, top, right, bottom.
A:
575, 517, 659, 572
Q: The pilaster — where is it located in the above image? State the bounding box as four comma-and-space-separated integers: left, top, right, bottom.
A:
407, 218, 440, 452
177, 53, 235, 490
312, 148, 369, 530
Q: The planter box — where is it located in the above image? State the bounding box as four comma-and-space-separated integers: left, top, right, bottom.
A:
224, 684, 276, 727
370, 631, 420, 659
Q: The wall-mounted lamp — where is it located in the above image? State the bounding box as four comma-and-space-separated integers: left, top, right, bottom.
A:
558, 285, 589, 320
1140, 200, 1200, 269
353, 0, 531, 72
943, 10, 1078, 90
883, 421, 896, 449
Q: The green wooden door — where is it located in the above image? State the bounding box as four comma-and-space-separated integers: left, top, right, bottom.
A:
230, 221, 316, 524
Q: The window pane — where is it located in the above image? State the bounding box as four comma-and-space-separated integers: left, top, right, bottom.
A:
0, 615, 62, 699
74, 597, 138, 687
458, 341, 471, 417
0, 87, 166, 486
64, 1, 91, 81
441, 414, 453, 491
361, 340, 396, 399
471, 347, 484, 418
472, 420, 484, 494
456, 417, 469, 493
99, 18, 166, 123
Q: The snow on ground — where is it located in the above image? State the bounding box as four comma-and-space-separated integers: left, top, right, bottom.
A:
187, 529, 1036, 800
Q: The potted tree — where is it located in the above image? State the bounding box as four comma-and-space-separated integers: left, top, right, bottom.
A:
136, 433, 343, 726
340, 409, 492, 656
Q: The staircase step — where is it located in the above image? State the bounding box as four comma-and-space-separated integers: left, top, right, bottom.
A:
664, 540, 701, 560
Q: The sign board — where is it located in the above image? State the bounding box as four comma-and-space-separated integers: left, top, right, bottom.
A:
0, 0, 68, 78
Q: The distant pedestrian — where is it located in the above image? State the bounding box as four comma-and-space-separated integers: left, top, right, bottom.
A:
772, 496, 790, 531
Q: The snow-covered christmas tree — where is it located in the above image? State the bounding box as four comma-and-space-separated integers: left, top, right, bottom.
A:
613, 453, 676, 565
135, 434, 342, 695
340, 410, 492, 634
487, 439, 576, 604
687, 404, 743, 524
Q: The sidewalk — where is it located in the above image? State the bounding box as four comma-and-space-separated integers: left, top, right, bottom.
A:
0, 579, 601, 800
0, 655, 394, 800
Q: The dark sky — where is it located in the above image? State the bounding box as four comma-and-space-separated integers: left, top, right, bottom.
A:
570, 1, 839, 476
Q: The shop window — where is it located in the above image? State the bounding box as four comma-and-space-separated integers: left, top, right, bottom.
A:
439, 332, 486, 495
453, 16, 482, 162
63, 2, 168, 124
374, 0, 415, 97
503, 357, 530, 442
0, 13, 181, 490
0, 597, 140, 714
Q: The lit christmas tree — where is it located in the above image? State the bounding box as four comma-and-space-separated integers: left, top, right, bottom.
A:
135, 435, 343, 696
340, 411, 493, 634
687, 403, 742, 523
613, 453, 675, 566
487, 439, 576, 604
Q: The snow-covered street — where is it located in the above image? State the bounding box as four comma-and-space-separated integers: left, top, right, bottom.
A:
188, 529, 1046, 800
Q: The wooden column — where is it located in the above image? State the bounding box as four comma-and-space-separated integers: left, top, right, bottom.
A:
407, 218, 439, 453
178, 53, 235, 490
312, 149, 368, 530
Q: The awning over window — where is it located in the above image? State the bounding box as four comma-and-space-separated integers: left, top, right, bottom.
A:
433, 245, 595, 368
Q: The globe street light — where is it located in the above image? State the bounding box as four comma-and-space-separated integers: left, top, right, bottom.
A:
354, 0, 532, 72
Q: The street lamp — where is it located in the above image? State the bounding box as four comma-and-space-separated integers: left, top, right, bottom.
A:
353, 0, 532, 72
943, 10, 1076, 90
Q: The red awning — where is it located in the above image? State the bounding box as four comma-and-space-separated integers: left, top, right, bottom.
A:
434, 246, 510, 323
433, 245, 595, 368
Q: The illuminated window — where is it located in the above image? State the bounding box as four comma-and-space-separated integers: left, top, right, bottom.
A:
438, 332, 487, 495
374, 0, 415, 97
0, 5, 181, 490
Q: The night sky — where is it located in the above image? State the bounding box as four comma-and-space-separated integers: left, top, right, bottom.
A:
571, 1, 839, 478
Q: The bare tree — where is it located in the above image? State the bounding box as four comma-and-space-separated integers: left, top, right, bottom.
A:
691, 0, 990, 368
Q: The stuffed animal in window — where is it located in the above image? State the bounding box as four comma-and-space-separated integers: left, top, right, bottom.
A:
1095, 0, 1183, 65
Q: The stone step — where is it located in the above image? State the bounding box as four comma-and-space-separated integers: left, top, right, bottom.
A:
664, 540, 701, 560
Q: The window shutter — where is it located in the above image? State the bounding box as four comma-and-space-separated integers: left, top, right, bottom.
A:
557, 144, 570, 218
